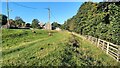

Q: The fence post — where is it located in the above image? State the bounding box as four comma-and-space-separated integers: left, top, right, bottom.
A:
90, 36, 92, 41
93, 37, 95, 43
89, 36, 91, 40
86, 35, 87, 40
117, 45, 120, 62
92, 37, 95, 44
97, 39, 100, 47
95, 38, 97, 45
88, 36, 90, 41
106, 42, 109, 54
102, 41, 105, 50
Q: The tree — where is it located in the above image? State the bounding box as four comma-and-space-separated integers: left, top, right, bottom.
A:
31, 19, 39, 28
107, 3, 120, 45
51, 22, 61, 29
0, 14, 7, 25
14, 16, 25, 27
62, 2, 120, 45
60, 21, 69, 30
26, 23, 31, 27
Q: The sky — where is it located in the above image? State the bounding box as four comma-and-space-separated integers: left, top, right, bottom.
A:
1, 0, 103, 24
1, 0, 104, 2
2, 2, 84, 24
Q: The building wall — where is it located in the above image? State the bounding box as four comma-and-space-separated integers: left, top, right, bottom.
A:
45, 22, 51, 30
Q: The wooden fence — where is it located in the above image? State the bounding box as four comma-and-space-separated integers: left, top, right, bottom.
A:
84, 35, 120, 62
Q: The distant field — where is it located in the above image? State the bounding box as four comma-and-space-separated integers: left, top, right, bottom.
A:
1, 29, 120, 67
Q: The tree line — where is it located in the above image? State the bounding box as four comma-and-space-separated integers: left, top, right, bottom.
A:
0, 15, 27, 28
0, 14, 61, 29
61, 2, 120, 45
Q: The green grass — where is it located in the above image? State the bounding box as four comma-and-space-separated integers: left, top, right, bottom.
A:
1, 29, 119, 67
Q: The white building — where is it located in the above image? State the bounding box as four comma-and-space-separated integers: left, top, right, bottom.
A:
55, 27, 61, 31
44, 22, 51, 30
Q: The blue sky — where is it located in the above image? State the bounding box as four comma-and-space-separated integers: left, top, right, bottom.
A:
2, 2, 84, 24
1, 0, 103, 2
1, 0, 103, 24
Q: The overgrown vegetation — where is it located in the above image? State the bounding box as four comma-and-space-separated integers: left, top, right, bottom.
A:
62, 2, 120, 45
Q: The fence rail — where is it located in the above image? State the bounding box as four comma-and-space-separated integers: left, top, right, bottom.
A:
84, 35, 120, 62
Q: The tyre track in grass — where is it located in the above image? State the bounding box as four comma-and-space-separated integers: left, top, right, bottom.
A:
2, 29, 48, 50
3, 36, 54, 65
2, 37, 51, 56
2, 36, 47, 50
